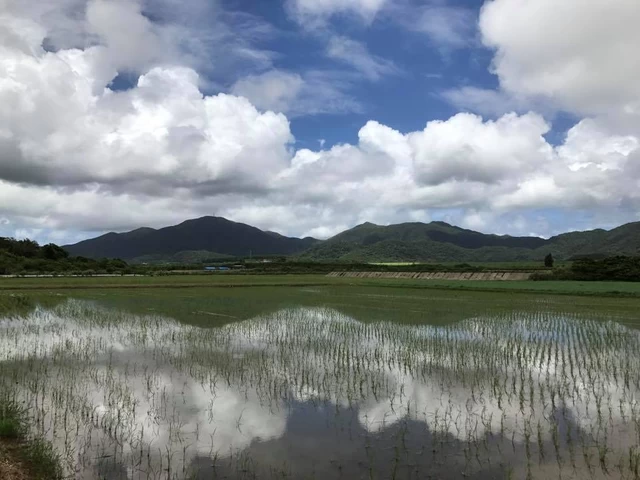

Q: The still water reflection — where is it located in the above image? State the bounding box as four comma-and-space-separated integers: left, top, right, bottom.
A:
1, 298, 639, 479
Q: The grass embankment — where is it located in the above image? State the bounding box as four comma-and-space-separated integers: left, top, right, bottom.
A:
1, 274, 640, 297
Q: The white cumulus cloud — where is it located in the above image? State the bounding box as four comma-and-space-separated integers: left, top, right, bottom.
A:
408, 113, 553, 185
1, 0, 640, 245
479, 0, 640, 117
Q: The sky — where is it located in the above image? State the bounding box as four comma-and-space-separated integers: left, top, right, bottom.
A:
1, 0, 639, 244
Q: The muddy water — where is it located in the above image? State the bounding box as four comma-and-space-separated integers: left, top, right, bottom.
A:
1, 296, 639, 479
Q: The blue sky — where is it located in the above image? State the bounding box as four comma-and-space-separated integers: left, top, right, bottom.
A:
227, 0, 494, 148
0, 0, 639, 244
97, 0, 574, 148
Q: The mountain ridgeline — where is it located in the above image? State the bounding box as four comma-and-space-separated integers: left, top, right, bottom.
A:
63, 217, 640, 263
297, 221, 640, 263
64, 216, 319, 261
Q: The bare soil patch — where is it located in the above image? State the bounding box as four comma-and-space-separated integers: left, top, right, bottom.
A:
0, 439, 28, 480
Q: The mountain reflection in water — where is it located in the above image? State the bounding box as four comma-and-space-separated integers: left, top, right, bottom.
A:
1, 299, 639, 479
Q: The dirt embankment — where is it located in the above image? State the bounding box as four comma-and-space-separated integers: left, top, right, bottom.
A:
0, 440, 28, 480
327, 271, 537, 280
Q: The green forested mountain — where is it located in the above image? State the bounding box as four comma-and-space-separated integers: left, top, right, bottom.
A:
298, 221, 640, 262
64, 216, 319, 261
62, 216, 640, 264
326, 221, 545, 249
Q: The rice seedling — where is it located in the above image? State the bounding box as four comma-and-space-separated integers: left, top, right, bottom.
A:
0, 291, 639, 479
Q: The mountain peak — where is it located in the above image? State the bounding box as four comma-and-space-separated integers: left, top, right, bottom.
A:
129, 227, 155, 233
64, 216, 318, 260
180, 216, 225, 225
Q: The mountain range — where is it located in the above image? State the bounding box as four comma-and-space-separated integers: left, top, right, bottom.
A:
64, 216, 640, 263
299, 221, 640, 262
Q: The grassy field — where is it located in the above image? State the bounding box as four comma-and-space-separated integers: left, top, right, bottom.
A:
0, 274, 333, 289
3, 275, 640, 332
1, 273, 640, 297
352, 277, 640, 296
78, 285, 640, 329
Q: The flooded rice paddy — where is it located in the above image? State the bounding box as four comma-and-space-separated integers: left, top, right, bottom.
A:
1, 288, 640, 479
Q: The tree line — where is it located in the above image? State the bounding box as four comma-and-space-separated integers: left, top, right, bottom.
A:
0, 237, 133, 275
534, 256, 640, 282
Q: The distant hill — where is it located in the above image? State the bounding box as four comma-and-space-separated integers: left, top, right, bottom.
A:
64, 216, 319, 261
298, 221, 640, 262
326, 221, 546, 249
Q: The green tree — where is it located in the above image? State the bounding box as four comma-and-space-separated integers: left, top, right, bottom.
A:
41, 243, 69, 260
544, 253, 554, 268
11, 239, 40, 258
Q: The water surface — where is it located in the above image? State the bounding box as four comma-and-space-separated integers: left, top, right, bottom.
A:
1, 288, 639, 479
